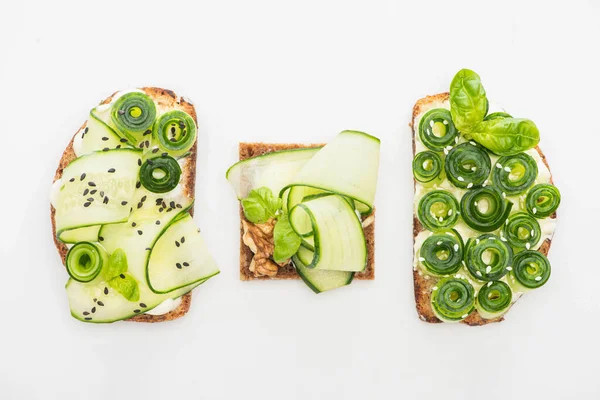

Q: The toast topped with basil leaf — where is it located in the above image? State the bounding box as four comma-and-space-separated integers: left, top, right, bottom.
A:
411, 70, 560, 325
226, 131, 379, 293
50, 87, 219, 323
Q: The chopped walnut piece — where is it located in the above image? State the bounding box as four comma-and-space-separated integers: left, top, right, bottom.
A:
242, 218, 283, 277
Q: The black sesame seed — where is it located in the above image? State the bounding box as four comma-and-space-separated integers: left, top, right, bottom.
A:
170, 201, 176, 208
116, 145, 122, 149
141, 196, 147, 202
162, 153, 168, 157
90, 190, 97, 195
102, 137, 109, 141
85, 317, 92, 321
152, 148, 159, 153
83, 311, 89, 315
84, 127, 89, 134
145, 247, 151, 251
134, 309, 141, 313
162, 202, 167, 208
103, 197, 109, 204
103, 147, 109, 152
120, 274, 126, 279
100, 191, 104, 197
181, 237, 185, 243
87, 197, 94, 202
69, 178, 75, 182
166, 208, 173, 212
88, 182, 96, 187
156, 220, 160, 225
176, 263, 182, 269
137, 230, 143, 235
118, 109, 125, 115
147, 159, 154, 165
158, 208, 163, 212
108, 168, 115, 173
93, 298, 97, 303
139, 143, 145, 149
140, 303, 147, 308
97, 301, 104, 306
99, 236, 104, 241
91, 307, 96, 313
132, 222, 137, 227
176, 204, 182, 209
137, 202, 143, 209
121, 201, 128, 206
120, 138, 128, 143
145, 140, 150, 148
83, 189, 89, 196
171, 127, 176, 135
84, 202, 91, 207
136, 181, 141, 189
104, 287, 109, 295
144, 129, 152, 136
80, 173, 86, 181
175, 241, 180, 247
138, 159, 142, 166
170, 138, 177, 142
183, 262, 189, 267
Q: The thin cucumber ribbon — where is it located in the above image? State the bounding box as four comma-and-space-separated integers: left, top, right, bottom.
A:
525, 183, 561, 218
445, 142, 491, 189
111, 92, 157, 143
66, 242, 107, 283
418, 108, 459, 152
492, 153, 538, 196
431, 277, 475, 322
460, 186, 513, 232
418, 230, 464, 276
476, 280, 512, 318
139, 155, 182, 193
465, 234, 513, 281
153, 110, 197, 157
417, 190, 460, 231
502, 212, 541, 250
413, 151, 444, 184
509, 250, 551, 291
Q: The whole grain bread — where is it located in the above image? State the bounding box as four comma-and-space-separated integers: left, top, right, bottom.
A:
238, 142, 375, 281
411, 93, 556, 326
51, 87, 198, 323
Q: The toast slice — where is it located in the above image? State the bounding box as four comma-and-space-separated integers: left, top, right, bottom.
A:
238, 142, 375, 281
411, 93, 556, 326
51, 87, 197, 323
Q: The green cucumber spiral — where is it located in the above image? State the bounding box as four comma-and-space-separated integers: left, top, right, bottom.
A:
418, 231, 464, 276
465, 234, 513, 281
139, 156, 182, 193
111, 92, 157, 141
417, 190, 460, 231
509, 250, 551, 291
476, 281, 512, 319
460, 186, 513, 232
66, 242, 107, 283
445, 143, 491, 189
492, 153, 538, 195
502, 212, 541, 250
413, 151, 444, 184
525, 183, 561, 218
153, 110, 197, 157
431, 277, 475, 322
418, 108, 458, 151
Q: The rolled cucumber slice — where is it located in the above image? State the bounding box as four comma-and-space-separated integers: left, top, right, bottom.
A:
58, 225, 100, 244
227, 147, 322, 200
292, 255, 354, 294
146, 214, 220, 294
281, 130, 380, 214
53, 149, 142, 237
289, 194, 366, 272
73, 109, 126, 157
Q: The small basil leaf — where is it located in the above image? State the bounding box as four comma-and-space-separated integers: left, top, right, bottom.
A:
109, 273, 140, 302
241, 187, 282, 224
471, 118, 540, 156
449, 69, 488, 135
273, 214, 302, 263
104, 248, 128, 280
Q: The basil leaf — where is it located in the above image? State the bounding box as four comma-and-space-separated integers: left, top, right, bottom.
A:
104, 248, 128, 280
241, 187, 282, 224
273, 214, 302, 263
449, 69, 488, 135
471, 118, 540, 156
109, 273, 140, 302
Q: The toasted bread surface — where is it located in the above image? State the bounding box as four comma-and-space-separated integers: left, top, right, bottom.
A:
411, 92, 555, 326
51, 87, 198, 323
238, 142, 376, 281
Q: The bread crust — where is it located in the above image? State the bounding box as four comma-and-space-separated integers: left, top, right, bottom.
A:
237, 142, 376, 281
411, 92, 555, 326
51, 87, 198, 323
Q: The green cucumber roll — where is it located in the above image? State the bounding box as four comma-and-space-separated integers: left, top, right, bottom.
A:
476, 281, 512, 319
139, 156, 182, 193
508, 250, 551, 291
502, 212, 541, 250
460, 186, 513, 232
492, 153, 538, 196
465, 234, 512, 281
418, 231, 463, 276
418, 108, 459, 152
66, 242, 108, 283
153, 110, 197, 157
111, 92, 157, 142
417, 190, 460, 231
431, 277, 475, 322
413, 151, 444, 185
445, 142, 491, 189
525, 183, 561, 218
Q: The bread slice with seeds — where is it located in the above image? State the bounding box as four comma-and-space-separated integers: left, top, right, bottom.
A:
411, 92, 557, 326
237, 142, 375, 281
51, 87, 197, 323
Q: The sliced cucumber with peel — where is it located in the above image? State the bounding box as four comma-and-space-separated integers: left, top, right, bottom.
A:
73, 109, 127, 157
58, 225, 100, 244
292, 255, 354, 294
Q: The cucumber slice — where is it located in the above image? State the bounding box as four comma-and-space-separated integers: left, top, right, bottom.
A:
296, 245, 314, 265
53, 149, 142, 237
226, 147, 322, 200
282, 131, 380, 213
58, 225, 100, 244
292, 255, 354, 294
146, 214, 220, 293
289, 194, 366, 272
73, 109, 126, 157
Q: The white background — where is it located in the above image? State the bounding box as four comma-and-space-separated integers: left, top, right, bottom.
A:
1, 0, 599, 399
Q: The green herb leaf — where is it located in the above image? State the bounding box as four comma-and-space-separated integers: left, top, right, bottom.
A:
241, 187, 282, 224
449, 69, 488, 135
471, 118, 540, 156
109, 273, 140, 302
104, 248, 128, 280
273, 214, 302, 263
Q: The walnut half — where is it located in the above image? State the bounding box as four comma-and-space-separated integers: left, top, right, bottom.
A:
242, 218, 284, 278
